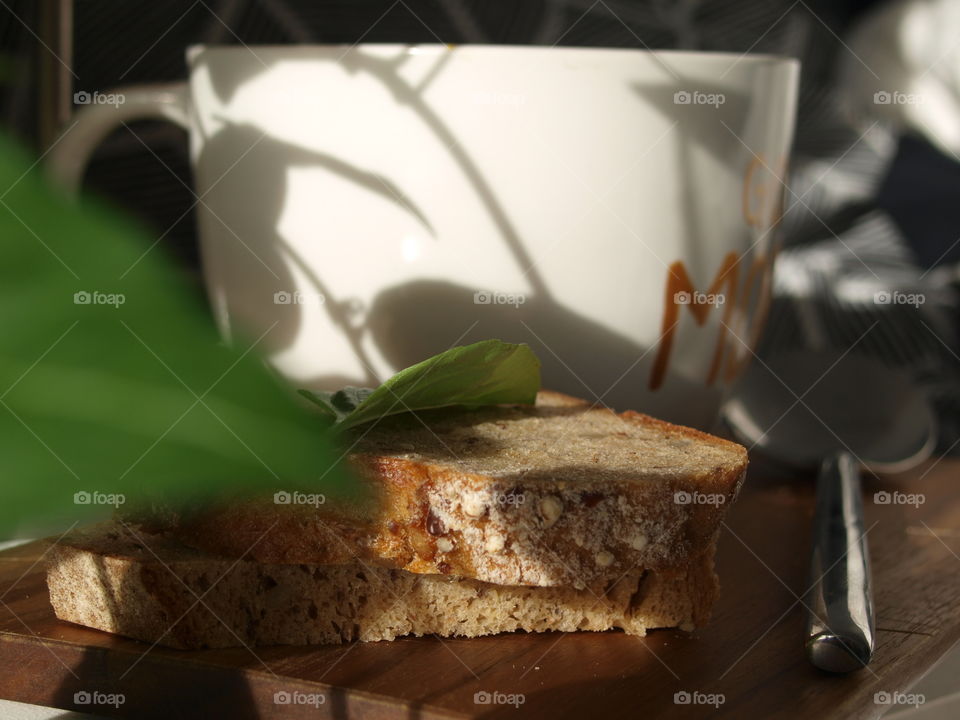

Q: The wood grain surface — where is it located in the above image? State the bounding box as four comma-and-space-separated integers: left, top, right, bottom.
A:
0, 460, 958, 719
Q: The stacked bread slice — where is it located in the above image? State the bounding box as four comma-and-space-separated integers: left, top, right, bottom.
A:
46, 392, 747, 648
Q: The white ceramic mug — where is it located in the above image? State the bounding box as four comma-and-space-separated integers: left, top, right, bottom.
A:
49, 45, 799, 429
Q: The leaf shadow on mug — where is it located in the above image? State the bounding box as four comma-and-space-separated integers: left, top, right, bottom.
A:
196, 122, 434, 386
202, 46, 553, 299
196, 52, 717, 416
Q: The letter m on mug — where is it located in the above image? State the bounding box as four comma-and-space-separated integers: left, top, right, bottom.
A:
648, 252, 772, 391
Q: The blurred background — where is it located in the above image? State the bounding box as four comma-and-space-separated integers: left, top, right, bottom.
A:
1, 0, 958, 449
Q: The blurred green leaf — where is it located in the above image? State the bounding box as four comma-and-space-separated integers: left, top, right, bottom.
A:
0, 135, 350, 533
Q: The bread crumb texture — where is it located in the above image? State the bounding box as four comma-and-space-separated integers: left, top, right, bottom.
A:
46, 523, 719, 649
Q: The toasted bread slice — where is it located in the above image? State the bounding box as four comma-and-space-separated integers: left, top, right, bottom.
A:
166, 391, 746, 588
46, 522, 718, 648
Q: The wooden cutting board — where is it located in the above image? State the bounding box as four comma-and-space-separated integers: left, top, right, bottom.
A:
1, 459, 959, 719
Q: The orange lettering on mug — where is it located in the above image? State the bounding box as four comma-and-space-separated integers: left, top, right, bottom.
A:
649, 252, 739, 391
648, 250, 776, 391
649, 153, 785, 391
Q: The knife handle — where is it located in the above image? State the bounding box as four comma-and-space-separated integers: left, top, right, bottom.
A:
804, 451, 875, 673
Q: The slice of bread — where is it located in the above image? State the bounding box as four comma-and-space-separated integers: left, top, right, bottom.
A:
46, 523, 718, 649
168, 391, 747, 589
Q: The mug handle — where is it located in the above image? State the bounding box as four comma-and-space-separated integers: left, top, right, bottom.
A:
46, 82, 190, 194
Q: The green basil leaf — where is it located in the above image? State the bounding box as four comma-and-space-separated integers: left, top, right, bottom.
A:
329, 340, 540, 430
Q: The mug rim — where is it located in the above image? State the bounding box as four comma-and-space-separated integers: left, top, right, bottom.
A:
186, 43, 800, 70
